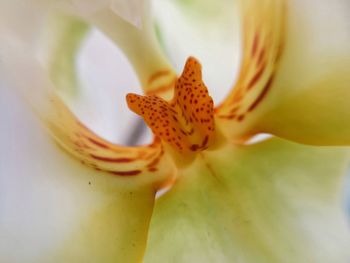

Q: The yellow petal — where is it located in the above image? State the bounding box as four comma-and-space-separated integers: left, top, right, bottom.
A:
255, 0, 350, 145
215, 0, 285, 142
216, 0, 350, 146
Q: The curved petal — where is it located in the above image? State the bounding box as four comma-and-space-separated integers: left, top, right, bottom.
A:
215, 0, 350, 145
110, 0, 145, 28
254, 0, 350, 145
0, 36, 175, 181
0, 0, 134, 141
69, 0, 177, 97
1, 0, 176, 99
39, 14, 90, 96
24, 0, 145, 29
215, 0, 285, 142
0, 84, 154, 263
37, 13, 143, 143
88, 2, 177, 98
144, 138, 350, 262
0, 13, 175, 262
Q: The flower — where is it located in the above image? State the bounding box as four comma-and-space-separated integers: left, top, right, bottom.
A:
1, 0, 350, 262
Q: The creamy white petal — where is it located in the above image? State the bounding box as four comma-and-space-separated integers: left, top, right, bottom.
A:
0, 84, 156, 263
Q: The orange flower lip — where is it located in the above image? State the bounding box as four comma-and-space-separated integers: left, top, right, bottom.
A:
127, 57, 215, 153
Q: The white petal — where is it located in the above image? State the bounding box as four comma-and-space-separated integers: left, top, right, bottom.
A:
111, 0, 146, 29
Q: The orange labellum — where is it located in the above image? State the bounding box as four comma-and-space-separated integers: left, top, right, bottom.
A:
127, 57, 215, 153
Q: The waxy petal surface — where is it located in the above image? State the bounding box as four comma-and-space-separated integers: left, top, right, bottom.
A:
0, 10, 175, 262
215, 0, 285, 141
89, 4, 176, 98
216, 0, 350, 145
2, 1, 350, 262
0, 37, 175, 182
145, 138, 350, 262
254, 0, 350, 145
0, 85, 155, 263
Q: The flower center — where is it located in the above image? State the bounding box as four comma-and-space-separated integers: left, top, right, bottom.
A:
127, 57, 215, 153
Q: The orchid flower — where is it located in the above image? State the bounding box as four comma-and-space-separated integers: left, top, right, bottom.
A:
1, 0, 350, 262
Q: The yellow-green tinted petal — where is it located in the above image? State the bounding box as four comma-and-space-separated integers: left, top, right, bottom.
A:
215, 0, 285, 142
145, 138, 350, 262
254, 0, 350, 145
21, 11, 145, 142
40, 14, 90, 96
215, 0, 350, 145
